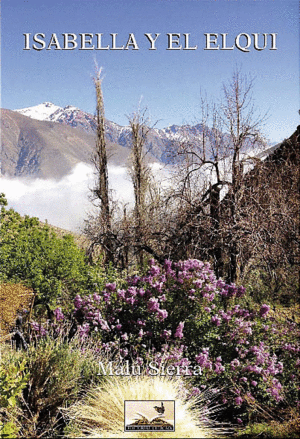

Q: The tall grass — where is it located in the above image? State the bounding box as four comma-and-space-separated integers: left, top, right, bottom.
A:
1, 331, 109, 438
66, 374, 228, 438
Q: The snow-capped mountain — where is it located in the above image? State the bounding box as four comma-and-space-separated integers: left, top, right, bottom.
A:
15, 102, 62, 121
6, 102, 276, 180
14, 102, 208, 145
14, 102, 197, 162
14, 102, 272, 157
15, 102, 97, 133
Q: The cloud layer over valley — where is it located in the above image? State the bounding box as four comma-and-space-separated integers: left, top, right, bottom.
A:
1, 163, 135, 232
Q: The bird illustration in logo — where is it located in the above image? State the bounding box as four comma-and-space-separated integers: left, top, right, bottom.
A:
153, 402, 165, 415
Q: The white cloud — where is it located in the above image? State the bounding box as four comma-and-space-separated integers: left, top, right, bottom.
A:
0, 160, 175, 233
1, 163, 134, 232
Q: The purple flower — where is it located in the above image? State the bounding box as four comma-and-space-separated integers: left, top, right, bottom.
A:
259, 304, 270, 318
211, 315, 221, 326
215, 363, 225, 374
127, 287, 137, 297
117, 289, 126, 299
157, 309, 168, 321
149, 265, 160, 276
120, 348, 128, 358
93, 293, 101, 302
235, 396, 243, 406
31, 322, 47, 337
195, 353, 208, 367
161, 329, 171, 339
78, 323, 90, 339
230, 359, 240, 370
53, 307, 64, 321
31, 322, 40, 331
105, 282, 116, 292
216, 279, 226, 289
97, 319, 109, 331
74, 294, 83, 310
189, 387, 201, 397
136, 357, 143, 365
125, 296, 136, 305
193, 279, 203, 289
174, 322, 185, 339
147, 297, 160, 312
128, 275, 140, 286
103, 292, 111, 303
138, 288, 145, 297
237, 286, 246, 297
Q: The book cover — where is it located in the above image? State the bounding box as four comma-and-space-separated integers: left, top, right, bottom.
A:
1, 1, 299, 438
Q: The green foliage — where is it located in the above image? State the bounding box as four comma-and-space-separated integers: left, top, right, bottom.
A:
0, 421, 19, 439
0, 359, 28, 409
0, 205, 90, 309
0, 350, 29, 438
0, 193, 8, 207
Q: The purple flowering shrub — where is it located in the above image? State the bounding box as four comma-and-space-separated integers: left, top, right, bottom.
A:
72, 259, 227, 359
31, 258, 300, 420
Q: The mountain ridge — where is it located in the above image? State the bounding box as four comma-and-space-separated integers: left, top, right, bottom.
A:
1, 102, 277, 181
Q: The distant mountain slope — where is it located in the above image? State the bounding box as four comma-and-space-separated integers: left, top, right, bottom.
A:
1, 103, 195, 179
1, 102, 277, 180
14, 102, 211, 160
15, 102, 273, 159
0, 109, 131, 179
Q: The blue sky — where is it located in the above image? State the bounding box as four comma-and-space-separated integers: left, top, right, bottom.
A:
1, 0, 299, 142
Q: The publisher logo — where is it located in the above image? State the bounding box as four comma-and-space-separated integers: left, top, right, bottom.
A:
124, 400, 175, 432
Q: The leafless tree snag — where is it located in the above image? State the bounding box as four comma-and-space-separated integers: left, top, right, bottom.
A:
128, 108, 152, 265
87, 67, 114, 265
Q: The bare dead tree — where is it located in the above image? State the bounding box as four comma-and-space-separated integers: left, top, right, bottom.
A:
162, 69, 268, 281
127, 107, 152, 265
87, 67, 114, 265
163, 95, 230, 274
221, 69, 268, 281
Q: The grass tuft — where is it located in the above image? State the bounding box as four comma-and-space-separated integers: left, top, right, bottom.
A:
66, 374, 229, 438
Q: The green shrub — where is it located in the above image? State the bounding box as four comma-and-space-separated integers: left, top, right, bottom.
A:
0, 206, 90, 310
0, 348, 29, 438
